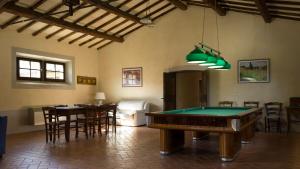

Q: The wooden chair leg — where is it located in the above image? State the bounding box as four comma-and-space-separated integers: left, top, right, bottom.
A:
57, 124, 60, 139
278, 118, 281, 133
75, 121, 79, 139
92, 121, 95, 137
45, 127, 49, 143
267, 119, 270, 132
264, 117, 267, 132
49, 125, 53, 141
106, 116, 109, 134
98, 118, 102, 135
84, 123, 88, 139
53, 126, 56, 144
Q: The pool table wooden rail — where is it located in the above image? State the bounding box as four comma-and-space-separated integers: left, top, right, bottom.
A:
145, 107, 262, 118
146, 107, 262, 162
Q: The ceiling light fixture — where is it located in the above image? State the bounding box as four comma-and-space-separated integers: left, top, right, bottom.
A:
185, 2, 231, 70
140, 0, 153, 25
63, 0, 80, 16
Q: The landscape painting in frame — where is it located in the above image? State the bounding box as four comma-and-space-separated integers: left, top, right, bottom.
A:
238, 59, 270, 83
122, 67, 143, 87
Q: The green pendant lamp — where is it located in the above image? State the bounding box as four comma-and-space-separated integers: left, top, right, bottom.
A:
199, 52, 217, 66
186, 47, 208, 64
216, 61, 231, 70
208, 57, 226, 69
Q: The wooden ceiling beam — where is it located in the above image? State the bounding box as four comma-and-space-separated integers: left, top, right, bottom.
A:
273, 15, 300, 22
46, 7, 99, 39
84, 0, 142, 23
58, 0, 130, 42
226, 8, 260, 15
0, 0, 11, 8
254, 0, 271, 23
268, 5, 300, 12
97, 5, 177, 50
167, 0, 187, 10
89, 22, 137, 48
17, 2, 64, 33
1, 0, 46, 29
204, 0, 226, 16
221, 4, 258, 11
219, 1, 255, 7
75, 0, 147, 46
266, 0, 300, 6
2, 3, 123, 42
32, 3, 88, 36
57, 12, 110, 42
135, 0, 164, 16
270, 10, 300, 18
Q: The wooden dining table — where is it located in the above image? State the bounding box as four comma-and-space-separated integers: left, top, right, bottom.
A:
52, 104, 117, 142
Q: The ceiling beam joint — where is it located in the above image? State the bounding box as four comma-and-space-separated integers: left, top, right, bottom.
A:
204, 0, 226, 16
167, 0, 187, 10
254, 0, 272, 23
2, 3, 124, 42
84, 0, 142, 23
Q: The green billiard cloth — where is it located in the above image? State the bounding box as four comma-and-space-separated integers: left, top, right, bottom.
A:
161, 107, 250, 116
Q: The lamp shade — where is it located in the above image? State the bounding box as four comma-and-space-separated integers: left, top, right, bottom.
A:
216, 61, 231, 70
199, 52, 217, 66
95, 92, 106, 100
186, 47, 208, 64
208, 57, 226, 69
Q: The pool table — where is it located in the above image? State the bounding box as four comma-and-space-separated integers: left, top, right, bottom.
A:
146, 107, 262, 161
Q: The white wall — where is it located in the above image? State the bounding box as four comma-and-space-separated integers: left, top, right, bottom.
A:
98, 7, 300, 131
0, 29, 99, 133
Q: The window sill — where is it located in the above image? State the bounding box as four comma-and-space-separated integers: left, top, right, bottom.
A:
13, 81, 75, 90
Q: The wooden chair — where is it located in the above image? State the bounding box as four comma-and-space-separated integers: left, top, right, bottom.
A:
265, 102, 283, 133
287, 97, 300, 132
42, 107, 66, 143
219, 101, 233, 107
244, 101, 259, 108
76, 106, 99, 139
96, 108, 109, 135
244, 101, 260, 131
54, 105, 78, 139
101, 104, 117, 133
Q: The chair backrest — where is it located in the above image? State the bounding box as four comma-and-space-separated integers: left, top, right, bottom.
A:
74, 104, 89, 107
244, 101, 259, 108
265, 102, 282, 116
290, 97, 300, 107
219, 101, 233, 107
83, 106, 98, 118
42, 107, 57, 125
54, 105, 68, 107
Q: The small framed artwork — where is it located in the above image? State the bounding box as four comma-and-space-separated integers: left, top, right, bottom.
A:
77, 76, 97, 85
122, 67, 143, 87
238, 59, 270, 83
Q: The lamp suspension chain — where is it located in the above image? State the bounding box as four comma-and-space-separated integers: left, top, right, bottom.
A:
201, 7, 206, 43
215, 0, 220, 53
185, 0, 231, 70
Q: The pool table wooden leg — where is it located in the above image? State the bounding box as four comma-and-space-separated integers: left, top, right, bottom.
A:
160, 129, 184, 155
241, 123, 255, 144
219, 132, 241, 162
192, 131, 209, 140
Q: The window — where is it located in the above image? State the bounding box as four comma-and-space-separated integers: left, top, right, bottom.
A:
45, 62, 65, 82
13, 47, 75, 89
16, 57, 65, 82
17, 58, 42, 81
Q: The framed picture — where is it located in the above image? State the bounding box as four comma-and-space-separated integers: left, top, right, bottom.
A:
77, 76, 97, 85
238, 59, 270, 83
122, 67, 143, 87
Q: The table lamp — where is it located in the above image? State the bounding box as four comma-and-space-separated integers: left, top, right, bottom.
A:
95, 92, 105, 105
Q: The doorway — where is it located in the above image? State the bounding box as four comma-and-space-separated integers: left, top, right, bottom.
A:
163, 71, 208, 111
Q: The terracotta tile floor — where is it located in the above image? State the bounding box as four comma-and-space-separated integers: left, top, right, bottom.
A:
0, 126, 300, 169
